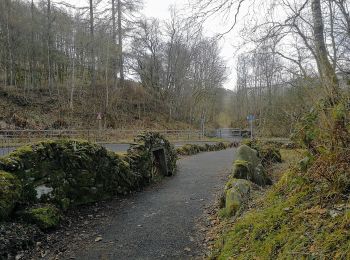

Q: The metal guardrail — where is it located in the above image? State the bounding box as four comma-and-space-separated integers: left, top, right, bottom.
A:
216, 128, 249, 138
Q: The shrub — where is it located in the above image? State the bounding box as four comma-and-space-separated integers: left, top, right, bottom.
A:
176, 142, 232, 156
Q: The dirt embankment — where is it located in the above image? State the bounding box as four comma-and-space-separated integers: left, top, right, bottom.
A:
0, 86, 192, 131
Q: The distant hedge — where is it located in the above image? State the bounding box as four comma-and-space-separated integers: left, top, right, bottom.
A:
176, 142, 237, 156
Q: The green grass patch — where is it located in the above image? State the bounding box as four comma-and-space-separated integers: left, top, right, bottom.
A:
212, 163, 350, 259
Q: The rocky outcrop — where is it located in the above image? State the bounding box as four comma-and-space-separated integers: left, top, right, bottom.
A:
232, 145, 272, 186
220, 178, 252, 217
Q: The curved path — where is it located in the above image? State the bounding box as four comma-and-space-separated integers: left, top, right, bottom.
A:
40, 148, 236, 260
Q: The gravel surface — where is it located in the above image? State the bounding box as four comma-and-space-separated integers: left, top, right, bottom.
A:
26, 148, 236, 260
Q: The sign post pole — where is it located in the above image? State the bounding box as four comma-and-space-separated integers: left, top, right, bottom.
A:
97, 112, 102, 142
247, 114, 255, 140
250, 119, 253, 140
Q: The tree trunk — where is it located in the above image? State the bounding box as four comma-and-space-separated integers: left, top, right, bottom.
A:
70, 29, 76, 110
311, 0, 348, 148
311, 0, 339, 103
30, 0, 35, 89
47, 0, 52, 93
5, 0, 14, 86
89, 0, 96, 92
112, 0, 117, 89
117, 0, 124, 87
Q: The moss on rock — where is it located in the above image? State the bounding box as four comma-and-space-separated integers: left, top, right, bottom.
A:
0, 171, 21, 221
242, 139, 283, 165
232, 145, 272, 186
0, 133, 177, 228
0, 140, 137, 210
176, 142, 231, 156
22, 204, 61, 230
221, 178, 252, 217
213, 169, 350, 260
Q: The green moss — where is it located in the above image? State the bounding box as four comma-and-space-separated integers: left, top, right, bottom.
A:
0, 140, 140, 209
0, 134, 178, 222
176, 142, 230, 156
232, 145, 271, 186
224, 189, 243, 217
23, 204, 61, 230
0, 171, 22, 220
243, 139, 283, 165
213, 169, 350, 260
221, 178, 252, 218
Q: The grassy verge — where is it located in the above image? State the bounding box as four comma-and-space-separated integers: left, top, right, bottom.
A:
210, 148, 350, 259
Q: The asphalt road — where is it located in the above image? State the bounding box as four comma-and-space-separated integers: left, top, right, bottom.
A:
43, 148, 236, 260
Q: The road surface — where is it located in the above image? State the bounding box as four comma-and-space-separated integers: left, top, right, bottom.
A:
36, 148, 236, 259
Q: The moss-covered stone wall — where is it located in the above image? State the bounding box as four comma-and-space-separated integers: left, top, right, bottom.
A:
0, 132, 177, 226
176, 142, 235, 156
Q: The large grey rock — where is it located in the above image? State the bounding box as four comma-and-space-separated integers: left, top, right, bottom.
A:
232, 145, 272, 186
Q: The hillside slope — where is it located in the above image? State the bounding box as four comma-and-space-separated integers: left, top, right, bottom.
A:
0, 85, 192, 130
211, 149, 350, 259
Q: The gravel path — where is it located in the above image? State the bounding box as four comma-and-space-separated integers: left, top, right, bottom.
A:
30, 148, 236, 260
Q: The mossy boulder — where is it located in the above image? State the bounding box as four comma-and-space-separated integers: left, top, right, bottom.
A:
21, 204, 61, 230
242, 139, 282, 165
232, 145, 272, 186
0, 171, 22, 221
220, 178, 252, 217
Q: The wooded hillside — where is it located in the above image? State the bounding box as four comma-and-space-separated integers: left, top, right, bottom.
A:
0, 0, 228, 130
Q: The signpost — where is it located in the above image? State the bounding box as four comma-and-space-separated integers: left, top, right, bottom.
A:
97, 112, 102, 130
200, 115, 206, 139
247, 114, 255, 140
